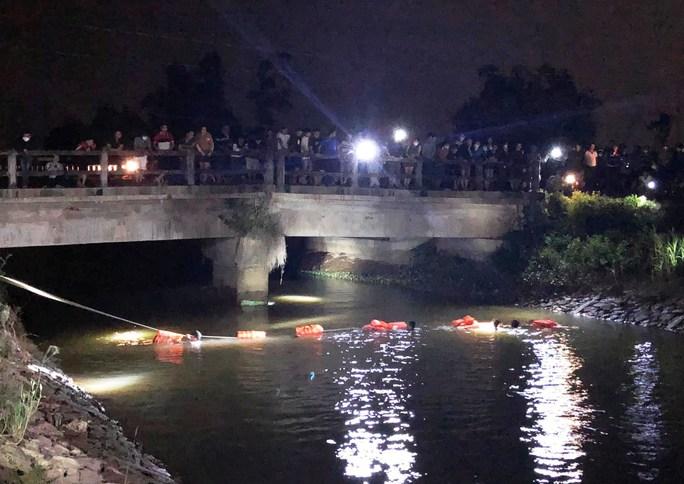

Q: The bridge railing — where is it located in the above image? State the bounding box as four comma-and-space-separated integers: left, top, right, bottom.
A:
0, 149, 522, 192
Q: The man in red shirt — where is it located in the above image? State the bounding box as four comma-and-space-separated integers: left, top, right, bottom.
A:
153, 124, 175, 150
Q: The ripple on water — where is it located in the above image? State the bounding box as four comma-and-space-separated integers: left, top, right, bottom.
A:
622, 341, 665, 481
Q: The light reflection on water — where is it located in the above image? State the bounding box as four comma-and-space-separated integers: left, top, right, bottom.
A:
623, 341, 665, 481
43, 279, 684, 483
330, 331, 421, 483
518, 333, 594, 483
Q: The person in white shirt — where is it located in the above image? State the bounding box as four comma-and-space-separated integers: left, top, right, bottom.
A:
299, 129, 313, 183
584, 143, 598, 189
276, 127, 290, 153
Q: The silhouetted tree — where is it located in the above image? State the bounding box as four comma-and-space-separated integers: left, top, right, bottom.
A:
247, 52, 293, 127
44, 117, 87, 149
452, 64, 601, 144
142, 52, 237, 134
90, 104, 148, 143
646, 112, 672, 147
43, 105, 148, 149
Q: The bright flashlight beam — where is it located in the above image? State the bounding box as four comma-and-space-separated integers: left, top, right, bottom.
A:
209, 2, 347, 134
550, 147, 563, 160
272, 295, 323, 304
647, 180, 657, 190
393, 128, 408, 143
123, 159, 140, 173
354, 139, 380, 162
76, 374, 145, 395
564, 173, 577, 185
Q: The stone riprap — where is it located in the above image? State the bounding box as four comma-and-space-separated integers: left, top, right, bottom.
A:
524, 293, 684, 332
0, 305, 174, 484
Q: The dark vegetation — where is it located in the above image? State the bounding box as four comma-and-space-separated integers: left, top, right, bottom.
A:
452, 64, 601, 145
24, 50, 294, 149
496, 192, 684, 296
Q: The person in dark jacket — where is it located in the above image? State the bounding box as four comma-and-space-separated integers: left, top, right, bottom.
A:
16, 132, 37, 188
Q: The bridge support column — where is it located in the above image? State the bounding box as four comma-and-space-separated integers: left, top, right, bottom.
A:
203, 236, 282, 304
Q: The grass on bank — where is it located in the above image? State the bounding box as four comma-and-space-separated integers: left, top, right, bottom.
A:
1, 260, 43, 445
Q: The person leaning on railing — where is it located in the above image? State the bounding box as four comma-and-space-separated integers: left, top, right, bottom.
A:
153, 124, 175, 151
195, 126, 215, 184
45, 155, 65, 188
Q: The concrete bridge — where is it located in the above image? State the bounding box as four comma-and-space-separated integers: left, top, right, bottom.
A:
0, 185, 532, 302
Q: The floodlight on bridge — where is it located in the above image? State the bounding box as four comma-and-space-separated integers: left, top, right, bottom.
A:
354, 138, 380, 162
393, 128, 408, 143
123, 158, 141, 173
563, 172, 577, 186
549, 146, 563, 160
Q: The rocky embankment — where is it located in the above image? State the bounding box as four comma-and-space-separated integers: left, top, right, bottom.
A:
0, 305, 174, 484
525, 293, 684, 332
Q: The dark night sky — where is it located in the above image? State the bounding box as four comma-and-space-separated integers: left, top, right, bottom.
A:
2, 0, 683, 143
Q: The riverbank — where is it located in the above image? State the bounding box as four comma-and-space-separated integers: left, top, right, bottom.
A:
522, 289, 684, 333
300, 250, 684, 333
0, 304, 174, 483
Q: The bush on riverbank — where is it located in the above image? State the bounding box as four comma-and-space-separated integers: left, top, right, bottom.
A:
518, 192, 683, 295
652, 233, 684, 278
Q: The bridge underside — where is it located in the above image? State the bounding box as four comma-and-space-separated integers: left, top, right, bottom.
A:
0, 187, 531, 302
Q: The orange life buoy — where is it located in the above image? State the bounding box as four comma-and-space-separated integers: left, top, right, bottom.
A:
153, 329, 194, 344
295, 324, 325, 337
236, 330, 267, 339
451, 315, 477, 327
532, 319, 559, 329
362, 320, 408, 332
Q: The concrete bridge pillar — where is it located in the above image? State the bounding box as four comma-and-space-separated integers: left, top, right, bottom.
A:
202, 236, 285, 304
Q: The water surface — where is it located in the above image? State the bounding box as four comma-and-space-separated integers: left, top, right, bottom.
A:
41, 279, 684, 483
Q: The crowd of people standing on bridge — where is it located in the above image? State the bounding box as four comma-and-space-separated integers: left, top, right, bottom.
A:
9, 123, 684, 197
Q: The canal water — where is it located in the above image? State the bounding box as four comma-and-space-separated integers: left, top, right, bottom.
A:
37, 279, 684, 483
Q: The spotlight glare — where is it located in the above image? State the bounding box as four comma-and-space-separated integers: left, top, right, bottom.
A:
123, 158, 141, 173
647, 180, 657, 190
563, 173, 577, 185
550, 146, 563, 160
273, 295, 323, 304
354, 138, 380, 162
393, 128, 408, 143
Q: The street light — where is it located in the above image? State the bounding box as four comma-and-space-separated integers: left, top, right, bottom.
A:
354, 138, 380, 162
393, 128, 408, 143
